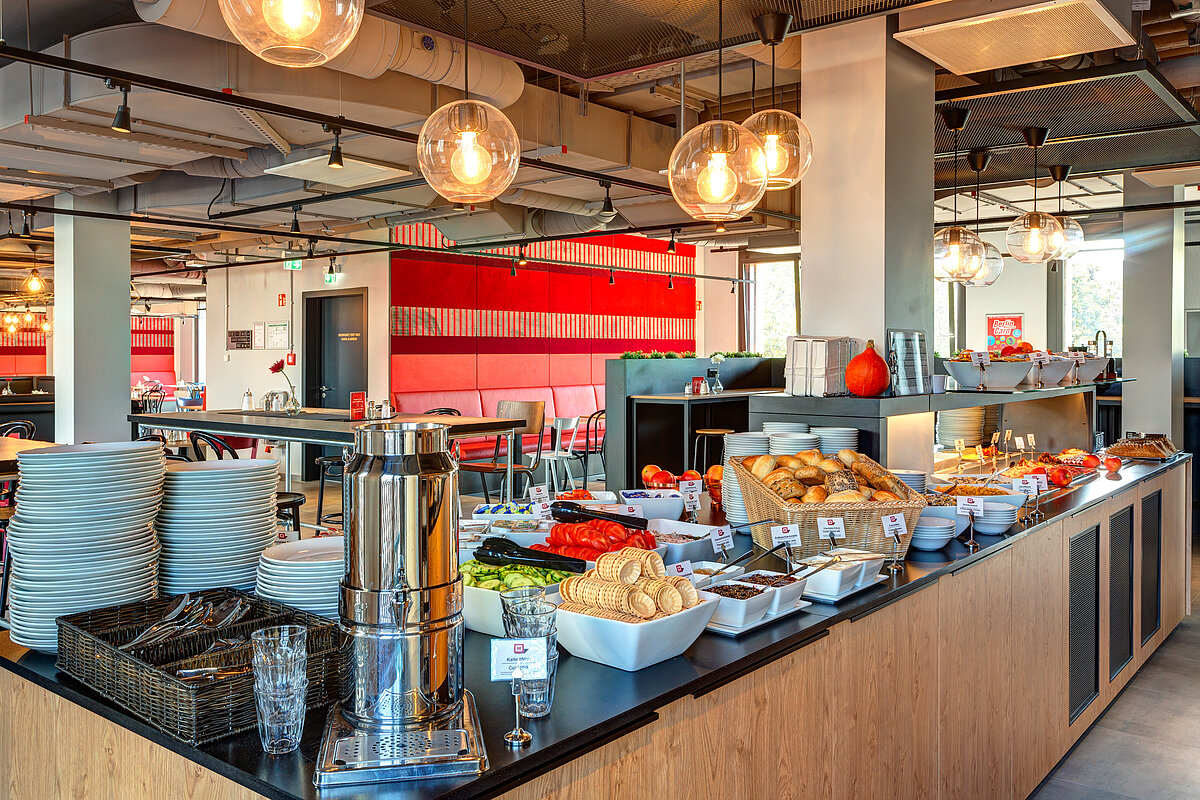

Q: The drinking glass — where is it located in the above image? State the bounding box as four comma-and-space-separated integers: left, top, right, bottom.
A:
254, 678, 308, 755
517, 651, 559, 718
499, 586, 546, 615
500, 599, 557, 639
252, 625, 307, 692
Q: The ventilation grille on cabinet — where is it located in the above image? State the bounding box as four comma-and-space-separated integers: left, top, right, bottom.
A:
1068, 524, 1100, 723
1109, 505, 1134, 680
1141, 490, 1162, 645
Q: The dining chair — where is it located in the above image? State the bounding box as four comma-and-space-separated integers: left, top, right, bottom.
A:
188, 432, 305, 534
140, 387, 166, 414
537, 417, 580, 492
0, 420, 35, 439
423, 407, 462, 459
459, 400, 545, 503
570, 409, 606, 487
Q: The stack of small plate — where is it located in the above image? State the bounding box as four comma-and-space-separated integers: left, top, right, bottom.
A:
722, 432, 770, 527
911, 516, 956, 551
157, 460, 280, 594
768, 432, 820, 455
936, 407, 985, 448
762, 422, 810, 434
255, 537, 342, 618
973, 502, 1019, 535
891, 470, 927, 494
811, 427, 859, 453
6, 442, 165, 652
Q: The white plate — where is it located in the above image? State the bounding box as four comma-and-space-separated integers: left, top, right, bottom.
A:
11, 546, 159, 572
803, 573, 888, 603
165, 459, 279, 474
261, 537, 344, 565
257, 560, 343, 576
18, 441, 161, 458
552, 596, 718, 672
256, 576, 339, 594
10, 538, 158, 562
9, 584, 156, 610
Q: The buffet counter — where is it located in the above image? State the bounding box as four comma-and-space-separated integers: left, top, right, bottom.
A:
0, 457, 1190, 800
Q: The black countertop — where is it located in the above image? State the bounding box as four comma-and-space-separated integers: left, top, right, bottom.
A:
1, 456, 1189, 800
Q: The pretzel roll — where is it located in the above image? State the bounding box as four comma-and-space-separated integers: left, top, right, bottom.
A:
793, 465, 824, 485
634, 578, 684, 615
796, 449, 824, 466
595, 552, 642, 584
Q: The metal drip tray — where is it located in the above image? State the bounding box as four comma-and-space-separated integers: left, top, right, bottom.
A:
314, 692, 488, 787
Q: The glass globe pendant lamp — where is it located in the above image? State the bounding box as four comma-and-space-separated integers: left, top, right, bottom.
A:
1046, 164, 1085, 260
417, 0, 520, 202
668, 0, 768, 221
742, 14, 811, 191
1005, 127, 1064, 263
932, 106, 984, 283
217, 0, 364, 67
964, 148, 1003, 287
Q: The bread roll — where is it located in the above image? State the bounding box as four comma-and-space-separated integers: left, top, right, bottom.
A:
824, 469, 860, 494
771, 478, 805, 500
859, 486, 875, 499
871, 490, 900, 502
747, 455, 777, 480
817, 458, 845, 474
836, 449, 860, 467
868, 474, 906, 495
851, 460, 886, 483
796, 449, 824, 466
801, 485, 828, 503
785, 497, 804, 505
763, 468, 796, 487
793, 465, 824, 485
826, 489, 869, 503
775, 455, 805, 470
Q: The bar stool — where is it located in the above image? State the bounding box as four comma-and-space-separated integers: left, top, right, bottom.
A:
315, 455, 344, 530
692, 428, 733, 474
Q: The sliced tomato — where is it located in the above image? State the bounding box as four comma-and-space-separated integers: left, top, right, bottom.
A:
641, 530, 656, 548
625, 532, 647, 549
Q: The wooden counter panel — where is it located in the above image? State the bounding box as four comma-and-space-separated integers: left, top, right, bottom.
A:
0, 669, 266, 800
827, 588, 939, 800
938, 550, 1014, 800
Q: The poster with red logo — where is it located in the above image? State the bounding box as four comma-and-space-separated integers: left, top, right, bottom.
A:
986, 314, 1024, 352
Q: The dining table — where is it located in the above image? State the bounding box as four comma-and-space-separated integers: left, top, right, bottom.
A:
128, 408, 525, 500
0, 436, 58, 481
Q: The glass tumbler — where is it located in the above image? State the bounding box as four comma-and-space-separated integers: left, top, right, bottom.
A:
251, 625, 307, 692
517, 651, 559, 718
254, 678, 309, 755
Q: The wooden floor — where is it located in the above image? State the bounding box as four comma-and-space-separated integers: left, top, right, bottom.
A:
1028, 540, 1200, 800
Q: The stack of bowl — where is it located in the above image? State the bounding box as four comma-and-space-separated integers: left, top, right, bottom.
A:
973, 502, 1019, 535
910, 516, 957, 551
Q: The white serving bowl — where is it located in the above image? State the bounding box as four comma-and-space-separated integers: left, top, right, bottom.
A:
797, 558, 864, 596
564, 491, 618, 505
738, 570, 808, 614
700, 580, 776, 628
828, 547, 888, 587
909, 533, 955, 551
690, 561, 744, 588
1070, 357, 1110, 383
1019, 357, 1073, 386
971, 519, 1016, 535
646, 519, 718, 564
943, 359, 1034, 389
917, 506, 972, 535
618, 490, 684, 521
553, 596, 718, 671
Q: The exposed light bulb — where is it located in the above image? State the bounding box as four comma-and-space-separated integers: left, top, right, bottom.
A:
1025, 224, 1042, 256
40, 322, 50, 332
23, 312, 32, 322
6, 325, 14, 333
450, 130, 492, 186
25, 269, 44, 293
261, 0, 321, 39
760, 134, 788, 177
697, 152, 737, 204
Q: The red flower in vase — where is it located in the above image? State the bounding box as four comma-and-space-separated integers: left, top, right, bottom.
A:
269, 359, 285, 374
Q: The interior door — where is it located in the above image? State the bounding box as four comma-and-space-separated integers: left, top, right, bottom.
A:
303, 292, 366, 480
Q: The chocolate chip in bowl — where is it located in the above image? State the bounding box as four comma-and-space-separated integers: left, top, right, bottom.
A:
700, 580, 776, 628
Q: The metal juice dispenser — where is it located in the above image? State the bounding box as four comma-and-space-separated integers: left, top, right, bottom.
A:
314, 421, 487, 788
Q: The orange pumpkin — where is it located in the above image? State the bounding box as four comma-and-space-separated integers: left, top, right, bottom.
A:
845, 340, 890, 397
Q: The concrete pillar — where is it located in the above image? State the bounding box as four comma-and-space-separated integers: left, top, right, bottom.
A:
1120, 177, 1184, 443
53, 194, 131, 443
800, 15, 935, 351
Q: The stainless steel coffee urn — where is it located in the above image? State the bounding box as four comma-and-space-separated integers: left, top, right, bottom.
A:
314, 421, 487, 788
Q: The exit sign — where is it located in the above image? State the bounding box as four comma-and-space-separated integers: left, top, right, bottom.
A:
284, 259, 302, 271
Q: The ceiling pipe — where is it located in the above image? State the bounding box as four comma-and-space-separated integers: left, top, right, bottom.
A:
135, 0, 525, 107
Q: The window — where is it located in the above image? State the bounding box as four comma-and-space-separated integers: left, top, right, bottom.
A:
933, 279, 955, 358
1064, 239, 1123, 356
744, 258, 799, 356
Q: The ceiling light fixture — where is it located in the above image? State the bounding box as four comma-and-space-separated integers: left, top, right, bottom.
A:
325, 257, 337, 284
217, 0, 365, 68
668, 274, 674, 289
20, 212, 32, 236
106, 79, 132, 133
609, 269, 615, 285
324, 123, 344, 169
965, 149, 1004, 288
1047, 164, 1085, 261
667, 0, 768, 220
306, 239, 316, 259
417, 0, 520, 202
730, 282, 736, 294
714, 221, 727, 234
23, 244, 44, 294
1005, 127, 1064, 264
933, 106, 985, 282
510, 262, 517, 277
517, 246, 529, 266
600, 181, 614, 214
667, 229, 677, 254
744, 13, 812, 191
290, 206, 302, 234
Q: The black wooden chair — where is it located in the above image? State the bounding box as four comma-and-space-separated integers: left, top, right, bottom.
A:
570, 409, 606, 487
188, 432, 305, 534
0, 420, 35, 439
314, 455, 343, 529
140, 387, 166, 414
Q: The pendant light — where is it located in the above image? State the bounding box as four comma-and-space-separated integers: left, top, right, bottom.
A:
1005, 127, 1064, 264
217, 0, 364, 67
417, 0, 520, 203
743, 13, 812, 191
23, 244, 45, 294
667, 0, 767, 221
666, 228, 677, 254
965, 149, 1004, 288
324, 123, 344, 169
932, 107, 985, 282
1047, 164, 1085, 261
107, 80, 132, 134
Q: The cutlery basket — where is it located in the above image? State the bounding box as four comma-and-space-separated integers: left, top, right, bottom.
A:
56, 587, 341, 746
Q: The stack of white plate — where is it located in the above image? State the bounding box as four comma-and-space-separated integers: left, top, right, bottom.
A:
255, 537, 342, 618
722, 432, 770, 526
811, 427, 859, 453
891, 470, 927, 493
973, 502, 1019, 535
6, 442, 165, 652
768, 432, 820, 455
157, 460, 280, 594
762, 422, 810, 434
910, 516, 956, 551
936, 407, 985, 448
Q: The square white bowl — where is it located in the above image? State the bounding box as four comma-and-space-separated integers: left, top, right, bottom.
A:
1019, 358, 1074, 386
462, 581, 569, 637
797, 558, 863, 595
690, 561, 744, 587
943, 359, 1034, 389
553, 596, 718, 671
1070, 357, 1109, 383
700, 580, 776, 627
618, 490, 685, 521
738, 570, 808, 614
646, 519, 718, 564
827, 547, 888, 587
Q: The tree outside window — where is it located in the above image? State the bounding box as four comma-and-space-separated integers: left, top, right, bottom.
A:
1064, 240, 1123, 357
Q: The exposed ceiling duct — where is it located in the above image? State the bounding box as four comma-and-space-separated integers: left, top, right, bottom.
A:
135, 0, 525, 107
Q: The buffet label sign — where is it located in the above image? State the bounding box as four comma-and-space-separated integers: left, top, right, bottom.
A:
678, 480, 702, 494
1012, 478, 1039, 496
666, 560, 694, 578
709, 525, 734, 552
683, 492, 701, 511
1030, 350, 1052, 365
531, 502, 552, 520
957, 496, 983, 516
490, 638, 549, 681
970, 350, 991, 365
528, 485, 550, 502
817, 517, 847, 541
881, 513, 907, 539
770, 524, 802, 549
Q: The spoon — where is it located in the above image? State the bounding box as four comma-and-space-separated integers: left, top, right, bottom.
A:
119, 594, 194, 650
770, 555, 843, 588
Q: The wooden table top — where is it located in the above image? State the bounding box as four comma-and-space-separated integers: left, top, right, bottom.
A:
0, 437, 57, 471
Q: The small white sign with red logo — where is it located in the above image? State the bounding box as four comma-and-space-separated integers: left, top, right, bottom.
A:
817, 517, 847, 541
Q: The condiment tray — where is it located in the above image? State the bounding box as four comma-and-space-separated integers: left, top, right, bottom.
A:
704, 599, 813, 637
802, 573, 888, 604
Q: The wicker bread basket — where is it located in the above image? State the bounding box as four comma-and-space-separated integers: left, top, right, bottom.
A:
728, 454, 926, 561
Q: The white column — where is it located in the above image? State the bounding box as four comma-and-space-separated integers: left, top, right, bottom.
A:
53, 194, 131, 443
1121, 177, 1184, 442
800, 15, 936, 349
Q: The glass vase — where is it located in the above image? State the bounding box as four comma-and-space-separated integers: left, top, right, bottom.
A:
284, 393, 301, 416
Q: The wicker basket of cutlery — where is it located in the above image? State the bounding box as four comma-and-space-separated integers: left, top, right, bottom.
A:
729, 453, 926, 561
56, 587, 341, 746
